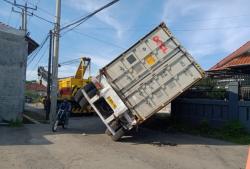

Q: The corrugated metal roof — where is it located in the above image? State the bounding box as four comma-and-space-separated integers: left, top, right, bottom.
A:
210, 41, 250, 71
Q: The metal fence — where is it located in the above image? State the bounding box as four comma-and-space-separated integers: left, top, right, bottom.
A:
172, 82, 250, 132
239, 86, 250, 100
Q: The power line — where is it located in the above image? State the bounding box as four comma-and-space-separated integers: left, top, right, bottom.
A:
27, 0, 41, 23
28, 34, 49, 66
31, 43, 49, 70
72, 30, 125, 49
27, 44, 49, 79
21, 0, 55, 17
71, 24, 250, 32
29, 12, 54, 24
2, 0, 54, 26
60, 0, 119, 35
172, 25, 250, 32
7, 6, 13, 24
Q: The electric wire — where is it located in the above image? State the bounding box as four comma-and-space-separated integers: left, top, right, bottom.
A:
60, 0, 119, 35
72, 30, 125, 49
32, 43, 49, 69
28, 34, 49, 66
21, 0, 55, 17
7, 6, 13, 24
27, 44, 49, 78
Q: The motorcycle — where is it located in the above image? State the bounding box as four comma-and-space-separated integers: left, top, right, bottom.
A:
52, 109, 68, 132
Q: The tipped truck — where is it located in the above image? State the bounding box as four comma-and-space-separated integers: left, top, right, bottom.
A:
75, 22, 205, 141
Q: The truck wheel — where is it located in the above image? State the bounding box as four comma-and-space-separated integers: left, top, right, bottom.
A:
111, 128, 125, 141
105, 121, 120, 136
105, 129, 112, 136
78, 89, 97, 108
52, 120, 59, 132
79, 97, 88, 108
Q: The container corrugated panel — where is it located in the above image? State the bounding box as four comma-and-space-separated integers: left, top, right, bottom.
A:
104, 23, 205, 120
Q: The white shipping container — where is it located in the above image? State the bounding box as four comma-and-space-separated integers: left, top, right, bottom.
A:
76, 22, 205, 141
103, 23, 204, 122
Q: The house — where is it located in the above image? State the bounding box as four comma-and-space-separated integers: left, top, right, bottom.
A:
26, 82, 47, 96
207, 41, 250, 86
210, 41, 250, 72
0, 22, 38, 122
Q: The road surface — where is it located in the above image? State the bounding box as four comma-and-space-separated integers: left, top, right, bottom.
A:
0, 116, 248, 169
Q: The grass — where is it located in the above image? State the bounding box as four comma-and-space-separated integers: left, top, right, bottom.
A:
144, 114, 250, 144
172, 119, 250, 144
9, 119, 23, 127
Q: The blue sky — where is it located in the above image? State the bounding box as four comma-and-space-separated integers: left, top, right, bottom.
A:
1, 0, 250, 80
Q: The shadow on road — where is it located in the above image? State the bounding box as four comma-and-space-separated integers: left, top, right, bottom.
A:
0, 114, 239, 146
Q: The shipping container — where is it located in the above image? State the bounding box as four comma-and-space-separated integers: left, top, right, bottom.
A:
75, 22, 205, 141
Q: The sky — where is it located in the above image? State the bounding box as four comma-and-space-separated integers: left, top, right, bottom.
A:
1, 0, 250, 80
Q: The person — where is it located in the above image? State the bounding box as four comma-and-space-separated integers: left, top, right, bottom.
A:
58, 99, 71, 125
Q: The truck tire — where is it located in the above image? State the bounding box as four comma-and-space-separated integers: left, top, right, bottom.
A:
78, 89, 97, 108
74, 83, 96, 103
111, 127, 125, 141
105, 121, 120, 136
79, 97, 88, 108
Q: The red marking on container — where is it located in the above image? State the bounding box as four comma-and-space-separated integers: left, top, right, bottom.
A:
152, 35, 168, 53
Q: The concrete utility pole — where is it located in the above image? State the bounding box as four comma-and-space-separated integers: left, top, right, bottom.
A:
11, 1, 37, 34
50, 0, 61, 123
46, 30, 53, 120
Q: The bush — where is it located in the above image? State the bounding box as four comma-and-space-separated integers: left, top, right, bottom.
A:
221, 121, 247, 137
9, 118, 23, 127
198, 119, 211, 134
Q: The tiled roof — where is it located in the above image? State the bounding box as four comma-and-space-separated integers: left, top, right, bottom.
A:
210, 41, 250, 71
26, 83, 46, 92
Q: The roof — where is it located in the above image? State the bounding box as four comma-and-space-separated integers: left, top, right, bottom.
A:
0, 22, 39, 55
0, 22, 24, 36
26, 36, 39, 55
210, 41, 250, 71
26, 83, 46, 92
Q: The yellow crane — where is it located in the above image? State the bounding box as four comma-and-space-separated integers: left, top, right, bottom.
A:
38, 57, 92, 114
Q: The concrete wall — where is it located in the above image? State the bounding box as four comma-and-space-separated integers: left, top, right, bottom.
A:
0, 29, 27, 122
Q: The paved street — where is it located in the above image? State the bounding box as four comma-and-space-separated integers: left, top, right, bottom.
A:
0, 116, 248, 169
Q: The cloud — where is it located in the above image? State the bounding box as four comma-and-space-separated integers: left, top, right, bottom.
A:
68, 0, 124, 38
162, 0, 250, 69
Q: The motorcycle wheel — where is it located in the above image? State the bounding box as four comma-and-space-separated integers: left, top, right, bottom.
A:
52, 120, 59, 132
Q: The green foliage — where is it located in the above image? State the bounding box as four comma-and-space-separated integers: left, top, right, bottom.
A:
197, 119, 211, 134
9, 118, 23, 127
26, 80, 36, 84
25, 90, 41, 103
221, 121, 247, 137
170, 119, 250, 144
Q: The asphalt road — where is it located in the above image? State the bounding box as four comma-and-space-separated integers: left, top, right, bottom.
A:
0, 116, 248, 169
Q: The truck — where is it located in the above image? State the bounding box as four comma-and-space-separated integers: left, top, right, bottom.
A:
38, 57, 92, 114
74, 22, 205, 141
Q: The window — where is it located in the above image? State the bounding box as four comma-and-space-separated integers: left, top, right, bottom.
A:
126, 54, 136, 64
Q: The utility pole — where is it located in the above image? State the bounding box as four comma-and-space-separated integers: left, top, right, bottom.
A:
50, 0, 61, 123
11, 1, 37, 34
46, 30, 53, 120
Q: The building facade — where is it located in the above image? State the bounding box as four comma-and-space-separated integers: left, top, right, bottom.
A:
0, 23, 38, 122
